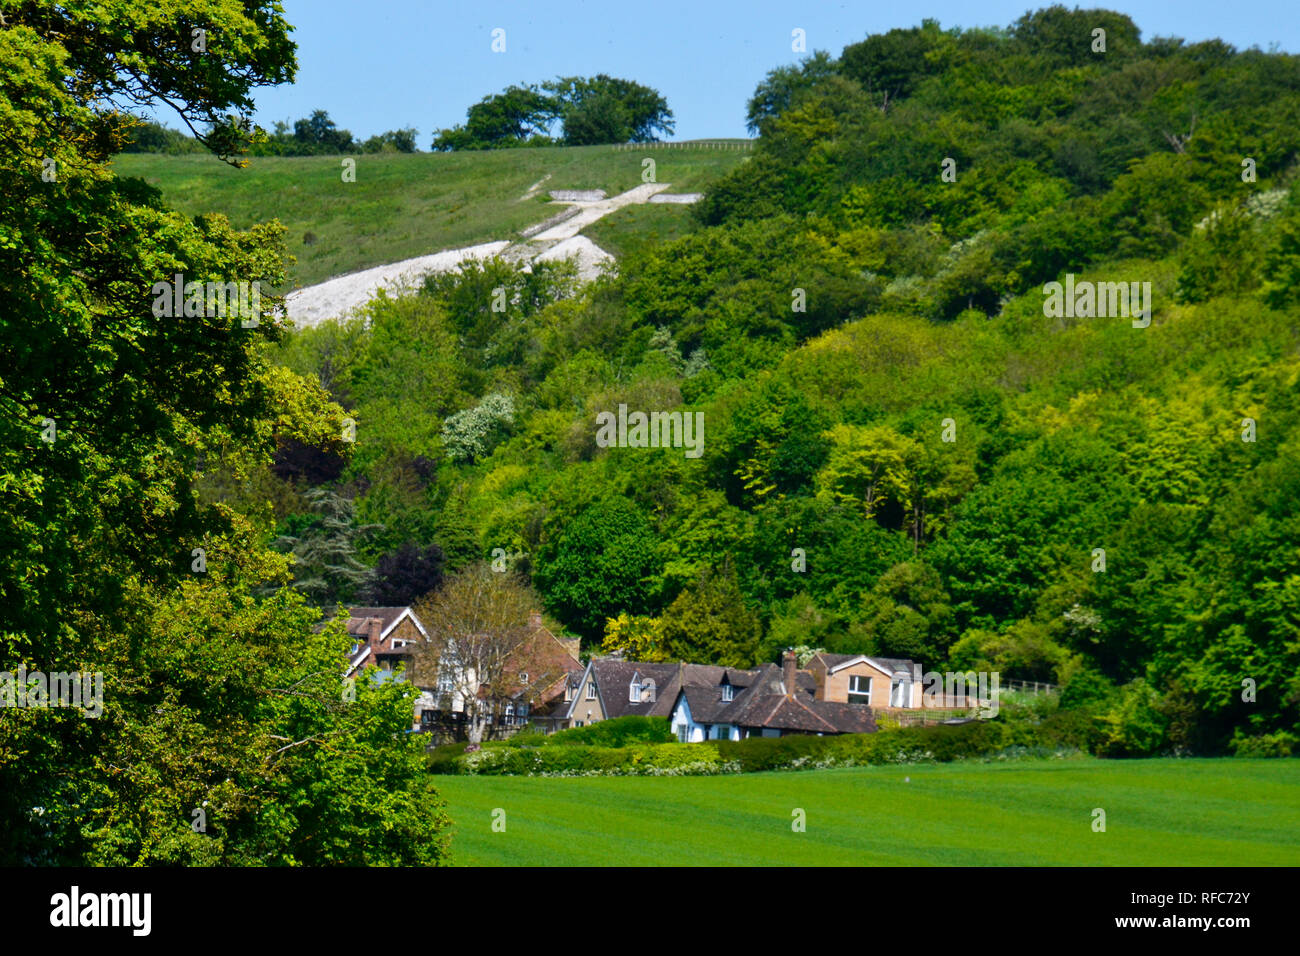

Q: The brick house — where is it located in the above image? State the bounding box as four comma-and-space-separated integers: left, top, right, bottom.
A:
418, 611, 582, 742
805, 653, 921, 709
342, 606, 429, 681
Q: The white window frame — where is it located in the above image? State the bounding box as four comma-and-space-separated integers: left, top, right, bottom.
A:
586, 681, 596, 701
848, 674, 872, 704
721, 682, 734, 702
629, 681, 640, 702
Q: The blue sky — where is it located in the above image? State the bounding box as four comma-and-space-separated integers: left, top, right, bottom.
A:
229, 1, 1298, 144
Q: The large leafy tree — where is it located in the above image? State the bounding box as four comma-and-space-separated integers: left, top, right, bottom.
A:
657, 561, 760, 668
546, 74, 675, 144
431, 84, 557, 151
272, 489, 381, 608
0, 0, 447, 864
533, 498, 665, 640
432, 75, 673, 150
745, 50, 839, 135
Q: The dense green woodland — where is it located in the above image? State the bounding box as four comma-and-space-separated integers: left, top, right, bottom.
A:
272, 7, 1300, 761
1, 2, 1297, 866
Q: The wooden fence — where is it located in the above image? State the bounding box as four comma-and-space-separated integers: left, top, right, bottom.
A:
612, 140, 755, 152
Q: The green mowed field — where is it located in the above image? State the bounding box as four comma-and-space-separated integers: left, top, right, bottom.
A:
112, 143, 748, 287
434, 758, 1300, 866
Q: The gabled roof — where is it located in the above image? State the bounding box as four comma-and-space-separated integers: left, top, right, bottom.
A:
813, 652, 917, 678
343, 606, 428, 642
589, 659, 682, 718
499, 622, 583, 704
342, 606, 430, 676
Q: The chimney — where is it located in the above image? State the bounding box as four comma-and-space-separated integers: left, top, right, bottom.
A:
782, 649, 797, 698
367, 617, 382, 648
529, 610, 543, 630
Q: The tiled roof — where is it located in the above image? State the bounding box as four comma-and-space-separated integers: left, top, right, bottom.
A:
815, 652, 917, 677
589, 660, 681, 718
344, 606, 410, 636
665, 660, 882, 736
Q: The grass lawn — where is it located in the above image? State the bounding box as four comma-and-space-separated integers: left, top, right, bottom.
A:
111, 142, 748, 287
581, 201, 703, 261
433, 758, 1300, 866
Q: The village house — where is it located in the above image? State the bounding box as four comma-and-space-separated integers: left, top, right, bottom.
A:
416, 611, 581, 742
667, 652, 879, 741
343, 606, 429, 682
805, 652, 921, 709
339, 606, 580, 739
538, 650, 926, 740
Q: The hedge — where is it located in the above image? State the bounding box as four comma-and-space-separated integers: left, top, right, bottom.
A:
427, 718, 1081, 776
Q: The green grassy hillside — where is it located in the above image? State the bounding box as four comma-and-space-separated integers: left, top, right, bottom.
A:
112, 142, 750, 287
435, 759, 1300, 866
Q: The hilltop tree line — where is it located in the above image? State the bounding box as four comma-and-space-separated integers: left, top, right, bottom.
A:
432, 74, 675, 150
124, 110, 419, 156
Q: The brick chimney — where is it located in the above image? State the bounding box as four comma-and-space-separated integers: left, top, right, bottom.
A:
782, 649, 797, 698
367, 617, 382, 649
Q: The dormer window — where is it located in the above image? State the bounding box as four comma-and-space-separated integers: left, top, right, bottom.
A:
721, 682, 734, 702
629, 681, 640, 702
564, 684, 573, 702
586, 681, 596, 701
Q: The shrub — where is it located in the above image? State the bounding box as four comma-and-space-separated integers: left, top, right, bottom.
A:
549, 715, 674, 747
1096, 679, 1169, 757
441, 393, 515, 463
1228, 730, 1298, 758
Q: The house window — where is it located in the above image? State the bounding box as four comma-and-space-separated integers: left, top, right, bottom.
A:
586, 681, 596, 700
629, 681, 640, 702
519, 671, 529, 684
437, 672, 454, 694
676, 724, 689, 743
721, 682, 734, 702
715, 725, 730, 740
848, 675, 872, 704
564, 685, 573, 702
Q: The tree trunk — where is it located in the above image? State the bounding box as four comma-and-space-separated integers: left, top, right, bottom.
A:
466, 707, 486, 744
